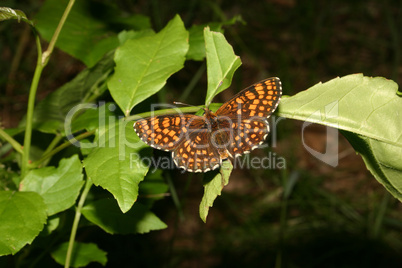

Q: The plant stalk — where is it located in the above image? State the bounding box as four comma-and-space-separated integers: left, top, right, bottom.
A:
21, 0, 76, 176
29, 130, 95, 168
0, 128, 23, 154
21, 34, 43, 177
42, 0, 76, 66
65, 179, 93, 268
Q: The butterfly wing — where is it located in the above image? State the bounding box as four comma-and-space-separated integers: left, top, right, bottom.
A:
134, 77, 282, 172
216, 77, 282, 119
134, 114, 222, 172
134, 114, 205, 151
227, 118, 270, 157
172, 128, 221, 172
215, 77, 282, 157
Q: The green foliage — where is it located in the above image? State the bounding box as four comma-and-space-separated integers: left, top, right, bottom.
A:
51, 242, 107, 267
0, 7, 32, 25
199, 161, 233, 222
20, 155, 84, 215
35, 0, 150, 67
0, 191, 47, 255
20, 51, 115, 134
341, 131, 402, 200
81, 199, 167, 234
83, 121, 151, 213
107, 15, 189, 115
204, 27, 242, 106
187, 23, 223, 61
278, 74, 402, 201
1, 0, 401, 267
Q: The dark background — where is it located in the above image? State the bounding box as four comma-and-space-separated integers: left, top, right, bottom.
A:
1, 0, 402, 267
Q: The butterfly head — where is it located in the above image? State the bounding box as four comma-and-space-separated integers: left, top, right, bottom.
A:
203, 107, 218, 120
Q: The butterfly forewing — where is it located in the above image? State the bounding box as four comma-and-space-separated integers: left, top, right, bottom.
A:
134, 114, 206, 151
216, 77, 282, 119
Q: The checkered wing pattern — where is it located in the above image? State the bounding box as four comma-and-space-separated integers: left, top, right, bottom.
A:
215, 77, 282, 157
133, 77, 282, 173
134, 114, 222, 172
172, 128, 222, 172
226, 118, 270, 157
216, 77, 282, 119
134, 114, 205, 151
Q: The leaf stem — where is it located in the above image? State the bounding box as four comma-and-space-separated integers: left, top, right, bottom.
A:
166, 174, 184, 221
0, 128, 23, 154
65, 178, 93, 268
21, 0, 76, 177
21, 33, 43, 177
40, 134, 64, 167
29, 130, 95, 168
42, 0, 76, 66
125, 106, 204, 122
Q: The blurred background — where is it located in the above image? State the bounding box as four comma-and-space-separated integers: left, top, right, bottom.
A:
1, 0, 402, 267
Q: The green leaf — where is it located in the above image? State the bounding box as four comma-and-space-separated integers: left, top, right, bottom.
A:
108, 14, 189, 116
187, 23, 223, 61
20, 155, 84, 216
20, 51, 115, 134
279, 74, 401, 146
0, 164, 19, 191
199, 161, 233, 222
139, 169, 169, 205
112, 14, 151, 30
204, 27, 242, 106
0, 7, 32, 25
51, 242, 107, 267
83, 120, 151, 213
0, 191, 47, 256
82, 199, 167, 234
278, 74, 402, 200
70, 102, 116, 133
35, 0, 122, 67
117, 29, 156, 45
341, 131, 402, 201
187, 17, 243, 61
40, 215, 60, 236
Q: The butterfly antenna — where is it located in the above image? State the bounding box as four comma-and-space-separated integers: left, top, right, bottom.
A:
174, 101, 207, 112
173, 101, 197, 107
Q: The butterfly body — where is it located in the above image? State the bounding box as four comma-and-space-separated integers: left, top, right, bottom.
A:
134, 77, 282, 172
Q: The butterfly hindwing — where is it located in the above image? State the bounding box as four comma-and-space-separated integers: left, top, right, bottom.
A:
172, 128, 221, 172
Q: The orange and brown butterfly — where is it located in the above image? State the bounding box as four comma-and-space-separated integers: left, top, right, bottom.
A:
134, 77, 282, 172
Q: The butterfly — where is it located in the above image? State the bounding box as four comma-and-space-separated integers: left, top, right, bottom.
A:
134, 77, 282, 172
